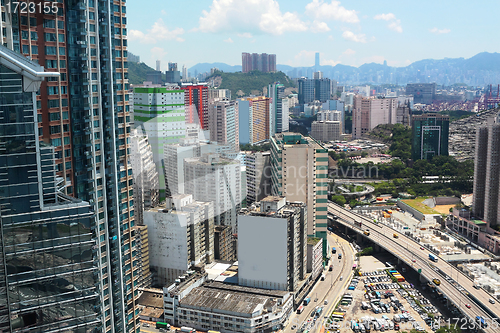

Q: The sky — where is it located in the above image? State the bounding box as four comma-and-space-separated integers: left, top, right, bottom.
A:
127, 0, 500, 71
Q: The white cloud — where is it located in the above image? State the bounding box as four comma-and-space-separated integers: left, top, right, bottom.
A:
305, 0, 359, 23
160, 9, 167, 16
362, 55, 385, 64
287, 50, 317, 66
129, 19, 184, 43
374, 13, 402, 33
342, 48, 356, 56
237, 32, 253, 38
323, 59, 340, 66
198, 0, 307, 35
224, 37, 233, 43
310, 20, 331, 33
429, 27, 451, 34
374, 13, 396, 21
342, 30, 366, 43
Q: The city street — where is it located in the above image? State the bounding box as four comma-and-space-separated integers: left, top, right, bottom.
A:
282, 233, 355, 333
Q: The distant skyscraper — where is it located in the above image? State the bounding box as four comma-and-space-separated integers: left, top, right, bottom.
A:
268, 83, 290, 135
208, 100, 239, 152
182, 65, 188, 81
156, 59, 161, 71
184, 154, 241, 231
406, 83, 436, 104
133, 86, 186, 164
242, 52, 276, 73
238, 96, 271, 144
473, 114, 500, 227
411, 114, 449, 160
270, 133, 329, 256
181, 83, 209, 130
313, 71, 323, 79
298, 78, 315, 104
352, 96, 397, 138
315, 52, 320, 70
315, 78, 331, 102
166, 62, 181, 83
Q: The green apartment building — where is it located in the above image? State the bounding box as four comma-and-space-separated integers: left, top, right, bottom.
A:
270, 133, 329, 256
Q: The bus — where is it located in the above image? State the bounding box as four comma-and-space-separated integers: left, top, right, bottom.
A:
208, 331, 221, 333
297, 305, 304, 314
332, 247, 337, 254
315, 307, 323, 317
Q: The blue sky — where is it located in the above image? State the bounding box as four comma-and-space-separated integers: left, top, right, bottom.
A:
127, 0, 500, 71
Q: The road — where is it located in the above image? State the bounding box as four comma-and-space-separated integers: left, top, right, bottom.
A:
282, 233, 354, 333
328, 202, 500, 332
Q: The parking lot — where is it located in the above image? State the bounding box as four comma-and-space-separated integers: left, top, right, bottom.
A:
326, 269, 445, 333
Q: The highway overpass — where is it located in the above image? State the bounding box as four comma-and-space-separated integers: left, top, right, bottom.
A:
328, 202, 500, 331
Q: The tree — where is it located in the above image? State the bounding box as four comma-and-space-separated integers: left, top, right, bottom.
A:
349, 199, 358, 208
331, 195, 346, 206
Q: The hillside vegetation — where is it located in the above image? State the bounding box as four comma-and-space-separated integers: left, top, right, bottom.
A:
128, 62, 157, 85
207, 70, 295, 97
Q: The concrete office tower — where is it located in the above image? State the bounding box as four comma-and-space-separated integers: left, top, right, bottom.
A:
182, 65, 187, 81
396, 104, 412, 126
208, 88, 231, 102
238, 96, 271, 145
315, 78, 332, 102
269, 83, 290, 135
238, 196, 307, 291
184, 154, 241, 231
133, 86, 186, 164
0, 46, 100, 332
214, 225, 236, 261
181, 83, 209, 130
164, 139, 234, 196
242, 52, 277, 73
352, 96, 397, 138
411, 114, 449, 160
313, 71, 323, 79
166, 62, 181, 84
270, 133, 329, 256
321, 100, 345, 131
245, 151, 272, 204
3, 1, 141, 329
130, 128, 160, 225
298, 78, 315, 104
133, 225, 153, 289
472, 115, 500, 228
315, 52, 320, 70
144, 194, 214, 286
310, 121, 342, 142
208, 100, 239, 152
406, 83, 436, 104
156, 60, 161, 71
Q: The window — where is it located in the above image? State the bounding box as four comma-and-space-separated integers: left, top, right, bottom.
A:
46, 60, 57, 68
49, 112, 60, 121
31, 31, 38, 40
59, 60, 66, 68
47, 86, 59, 95
91, 48, 97, 56
44, 19, 56, 28
50, 125, 61, 134
30, 17, 36, 26
48, 99, 59, 108
58, 33, 64, 42
22, 45, 29, 54
62, 111, 69, 119
64, 136, 70, 145
45, 33, 56, 41
89, 12, 95, 20
45, 46, 57, 55
31, 45, 38, 54
51, 138, 62, 146
89, 24, 95, 32
21, 31, 28, 40
59, 47, 65, 54
58, 20, 64, 29
62, 99, 68, 107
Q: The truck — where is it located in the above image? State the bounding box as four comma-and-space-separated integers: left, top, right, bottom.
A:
155, 322, 170, 329
180, 327, 196, 333
303, 297, 311, 306
428, 253, 438, 262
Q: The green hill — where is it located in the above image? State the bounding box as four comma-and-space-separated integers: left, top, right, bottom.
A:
128, 62, 157, 85
207, 70, 295, 97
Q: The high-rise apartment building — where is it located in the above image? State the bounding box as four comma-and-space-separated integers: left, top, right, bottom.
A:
244, 151, 272, 205
298, 78, 315, 104
473, 115, 500, 228
270, 133, 329, 256
406, 83, 436, 105
208, 100, 239, 152
241, 52, 276, 73
133, 86, 186, 164
181, 83, 209, 129
315, 78, 331, 102
184, 154, 241, 232
268, 83, 289, 135
130, 128, 160, 225
144, 194, 214, 286
298, 78, 332, 104
0, 44, 102, 333
311, 121, 342, 142
238, 96, 270, 145
165, 62, 181, 84
411, 114, 449, 160
2, 1, 141, 330
238, 196, 307, 291
352, 96, 397, 138
133, 225, 153, 289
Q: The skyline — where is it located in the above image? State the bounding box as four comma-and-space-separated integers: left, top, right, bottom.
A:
127, 0, 500, 71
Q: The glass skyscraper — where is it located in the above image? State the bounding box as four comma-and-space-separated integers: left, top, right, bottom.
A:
1, 1, 139, 332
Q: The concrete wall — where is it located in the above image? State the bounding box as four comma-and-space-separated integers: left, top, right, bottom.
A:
238, 215, 288, 290
397, 201, 425, 221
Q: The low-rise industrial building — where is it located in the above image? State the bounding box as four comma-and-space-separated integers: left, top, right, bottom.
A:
310, 120, 342, 142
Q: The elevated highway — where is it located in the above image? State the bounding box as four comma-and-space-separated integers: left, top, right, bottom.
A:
328, 202, 500, 331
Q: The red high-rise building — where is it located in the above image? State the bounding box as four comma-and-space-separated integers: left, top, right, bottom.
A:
181, 83, 209, 129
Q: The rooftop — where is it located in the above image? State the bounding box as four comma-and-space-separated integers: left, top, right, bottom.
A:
137, 289, 164, 308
